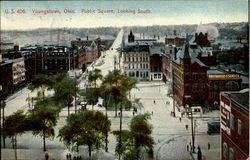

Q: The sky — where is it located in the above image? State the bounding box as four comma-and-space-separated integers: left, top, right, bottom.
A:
1, 0, 248, 30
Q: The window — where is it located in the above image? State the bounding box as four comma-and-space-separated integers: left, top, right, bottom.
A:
226, 81, 239, 90
238, 119, 242, 135
219, 81, 224, 90
229, 147, 234, 160
193, 73, 198, 80
223, 142, 228, 158
209, 81, 213, 89
192, 83, 199, 92
214, 81, 218, 90
230, 113, 234, 130
202, 73, 206, 80
185, 73, 189, 80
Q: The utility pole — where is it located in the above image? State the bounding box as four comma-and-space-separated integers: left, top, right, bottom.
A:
2, 100, 5, 148
190, 105, 195, 153
75, 72, 77, 114
119, 100, 123, 160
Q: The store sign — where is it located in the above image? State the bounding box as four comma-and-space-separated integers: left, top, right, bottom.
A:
208, 74, 240, 80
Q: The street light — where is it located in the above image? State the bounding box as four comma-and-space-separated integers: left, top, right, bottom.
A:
185, 95, 195, 153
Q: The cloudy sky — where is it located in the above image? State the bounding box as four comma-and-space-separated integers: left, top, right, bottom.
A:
1, 0, 248, 30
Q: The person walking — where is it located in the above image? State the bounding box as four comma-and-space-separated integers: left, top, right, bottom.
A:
69, 153, 72, 160
185, 124, 188, 130
187, 144, 189, 151
66, 153, 69, 160
45, 153, 49, 160
154, 100, 155, 104
208, 142, 210, 150
197, 146, 202, 160
179, 117, 182, 122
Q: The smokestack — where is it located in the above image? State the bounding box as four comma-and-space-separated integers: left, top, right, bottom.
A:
205, 33, 208, 39
87, 36, 88, 41
174, 30, 176, 36
14, 45, 19, 52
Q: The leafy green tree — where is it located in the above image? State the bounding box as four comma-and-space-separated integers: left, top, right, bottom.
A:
58, 111, 111, 158
53, 77, 78, 115
28, 98, 59, 151
130, 114, 154, 159
28, 74, 54, 99
113, 114, 154, 160
88, 69, 103, 88
3, 110, 29, 160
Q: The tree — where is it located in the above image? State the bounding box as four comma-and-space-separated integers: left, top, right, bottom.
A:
53, 77, 78, 116
28, 98, 59, 151
88, 69, 103, 88
28, 74, 54, 99
58, 111, 111, 158
3, 110, 29, 160
130, 114, 154, 159
113, 114, 154, 160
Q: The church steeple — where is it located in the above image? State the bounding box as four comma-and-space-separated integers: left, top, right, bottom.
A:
183, 42, 190, 59
128, 29, 135, 43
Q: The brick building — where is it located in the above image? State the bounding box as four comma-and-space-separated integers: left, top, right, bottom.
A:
165, 30, 185, 46
172, 43, 208, 108
220, 89, 249, 160
149, 45, 164, 80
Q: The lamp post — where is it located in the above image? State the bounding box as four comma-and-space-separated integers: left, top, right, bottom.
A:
185, 95, 195, 153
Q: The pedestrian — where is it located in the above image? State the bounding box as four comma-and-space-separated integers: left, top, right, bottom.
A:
179, 117, 182, 122
187, 144, 189, 151
208, 142, 210, 150
151, 111, 153, 115
133, 111, 135, 116
69, 153, 72, 160
66, 153, 69, 160
73, 156, 76, 160
153, 100, 155, 104
185, 124, 188, 130
197, 146, 202, 160
45, 152, 49, 160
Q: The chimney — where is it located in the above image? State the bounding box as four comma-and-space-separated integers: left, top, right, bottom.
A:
174, 30, 176, 36
87, 36, 88, 41
205, 33, 208, 39
195, 33, 198, 39
14, 45, 19, 52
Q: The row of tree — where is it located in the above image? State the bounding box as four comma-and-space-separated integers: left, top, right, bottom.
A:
3, 69, 154, 160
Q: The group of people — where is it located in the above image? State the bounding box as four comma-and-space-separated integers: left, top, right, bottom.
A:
66, 153, 82, 160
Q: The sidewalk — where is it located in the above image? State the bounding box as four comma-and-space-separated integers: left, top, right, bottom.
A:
189, 134, 220, 160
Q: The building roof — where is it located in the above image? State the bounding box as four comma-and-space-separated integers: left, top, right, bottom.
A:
224, 90, 249, 110
173, 44, 207, 67
149, 45, 165, 55
207, 69, 225, 74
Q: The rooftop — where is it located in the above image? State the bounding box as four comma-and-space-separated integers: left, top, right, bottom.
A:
224, 89, 249, 110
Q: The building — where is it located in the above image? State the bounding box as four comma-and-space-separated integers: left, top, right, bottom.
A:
190, 32, 211, 47
220, 89, 249, 160
165, 30, 186, 46
207, 69, 241, 109
172, 42, 208, 108
149, 45, 164, 80
12, 57, 26, 87
0, 59, 13, 96
122, 42, 150, 80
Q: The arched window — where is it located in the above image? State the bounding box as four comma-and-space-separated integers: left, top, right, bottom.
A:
229, 147, 234, 160
226, 81, 239, 90
223, 142, 228, 158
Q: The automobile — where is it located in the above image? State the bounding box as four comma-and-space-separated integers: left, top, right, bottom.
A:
207, 119, 220, 135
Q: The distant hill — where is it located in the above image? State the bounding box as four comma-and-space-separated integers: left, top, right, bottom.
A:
1, 22, 248, 47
